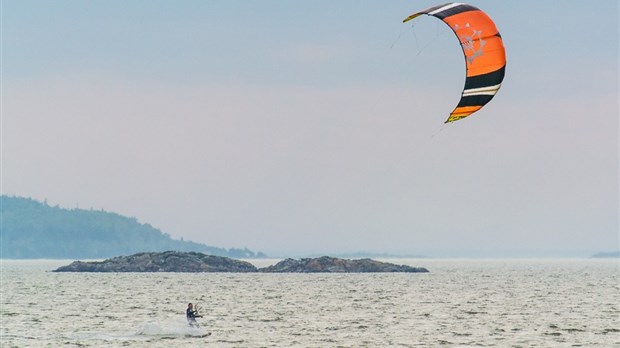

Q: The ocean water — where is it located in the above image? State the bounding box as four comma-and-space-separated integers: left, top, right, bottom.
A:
1, 258, 618, 347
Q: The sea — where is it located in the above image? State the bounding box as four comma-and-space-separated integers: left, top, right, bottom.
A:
1, 258, 618, 347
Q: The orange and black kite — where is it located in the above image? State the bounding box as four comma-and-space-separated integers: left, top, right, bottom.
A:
404, 3, 506, 123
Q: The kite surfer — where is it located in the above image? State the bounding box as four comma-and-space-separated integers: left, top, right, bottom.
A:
186, 303, 203, 327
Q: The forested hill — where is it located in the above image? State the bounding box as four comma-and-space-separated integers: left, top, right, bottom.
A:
1, 196, 265, 259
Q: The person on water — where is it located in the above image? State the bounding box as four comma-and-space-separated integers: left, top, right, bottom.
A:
186, 303, 202, 327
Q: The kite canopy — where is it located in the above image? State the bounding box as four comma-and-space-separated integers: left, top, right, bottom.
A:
404, 3, 506, 123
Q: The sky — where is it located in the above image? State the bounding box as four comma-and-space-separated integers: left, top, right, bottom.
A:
2, 1, 618, 257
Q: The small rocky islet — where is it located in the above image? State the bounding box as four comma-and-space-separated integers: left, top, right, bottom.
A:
53, 251, 429, 273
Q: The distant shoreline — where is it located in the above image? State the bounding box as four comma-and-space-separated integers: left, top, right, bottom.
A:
591, 251, 620, 258
2, 254, 618, 262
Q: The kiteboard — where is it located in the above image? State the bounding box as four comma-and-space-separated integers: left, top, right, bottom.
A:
186, 332, 211, 338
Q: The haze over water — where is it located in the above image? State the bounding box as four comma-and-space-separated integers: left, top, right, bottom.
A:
2, 258, 618, 347
4, 1, 617, 256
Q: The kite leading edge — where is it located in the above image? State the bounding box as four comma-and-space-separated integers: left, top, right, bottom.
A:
404, 3, 506, 123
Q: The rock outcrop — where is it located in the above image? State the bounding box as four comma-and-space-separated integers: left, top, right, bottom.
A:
53, 252, 429, 273
259, 256, 429, 273
53, 251, 258, 272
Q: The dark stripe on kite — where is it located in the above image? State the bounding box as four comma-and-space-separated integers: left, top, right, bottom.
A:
422, 3, 451, 14
457, 94, 495, 108
463, 65, 506, 90
430, 4, 480, 19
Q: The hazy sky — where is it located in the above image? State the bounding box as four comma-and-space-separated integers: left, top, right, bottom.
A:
2, 1, 618, 257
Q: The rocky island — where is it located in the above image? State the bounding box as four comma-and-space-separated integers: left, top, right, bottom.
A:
53, 251, 429, 273
261, 256, 428, 273
53, 251, 257, 272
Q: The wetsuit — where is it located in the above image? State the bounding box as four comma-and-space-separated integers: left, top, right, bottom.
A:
186, 308, 199, 327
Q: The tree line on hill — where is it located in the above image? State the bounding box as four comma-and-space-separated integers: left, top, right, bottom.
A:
1, 196, 266, 259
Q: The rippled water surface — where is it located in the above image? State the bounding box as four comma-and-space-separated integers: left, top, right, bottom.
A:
1, 258, 619, 347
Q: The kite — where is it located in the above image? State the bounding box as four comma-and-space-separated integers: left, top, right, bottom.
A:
404, 3, 506, 123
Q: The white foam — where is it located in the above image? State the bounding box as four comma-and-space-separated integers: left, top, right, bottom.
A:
136, 320, 210, 338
